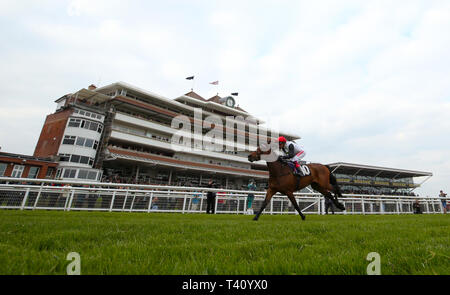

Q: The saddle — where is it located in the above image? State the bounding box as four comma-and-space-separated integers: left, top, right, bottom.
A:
279, 158, 308, 177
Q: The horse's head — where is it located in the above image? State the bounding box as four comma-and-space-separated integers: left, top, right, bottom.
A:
248, 142, 272, 162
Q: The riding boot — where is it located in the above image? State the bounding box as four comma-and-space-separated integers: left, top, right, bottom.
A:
293, 166, 304, 177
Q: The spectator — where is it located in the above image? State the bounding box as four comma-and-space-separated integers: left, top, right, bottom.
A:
413, 199, 422, 214
205, 180, 216, 214
191, 192, 200, 211
439, 190, 447, 214
246, 180, 256, 215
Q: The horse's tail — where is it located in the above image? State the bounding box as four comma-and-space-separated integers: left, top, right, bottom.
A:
325, 165, 343, 198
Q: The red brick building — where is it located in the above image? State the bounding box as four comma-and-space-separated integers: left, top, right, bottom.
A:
0, 152, 58, 179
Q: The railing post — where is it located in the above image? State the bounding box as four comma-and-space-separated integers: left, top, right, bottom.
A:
426, 200, 430, 214
236, 196, 240, 214
318, 197, 322, 215
33, 183, 44, 210
214, 193, 218, 214
122, 191, 129, 211
361, 197, 365, 215
129, 194, 136, 212
200, 191, 204, 212
67, 189, 75, 211
147, 192, 153, 213
109, 191, 116, 212
182, 194, 187, 214
270, 198, 273, 215
21, 188, 30, 210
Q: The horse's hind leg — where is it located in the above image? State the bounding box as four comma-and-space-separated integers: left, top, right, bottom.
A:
324, 183, 346, 210
253, 188, 276, 221
286, 191, 305, 220
311, 182, 345, 211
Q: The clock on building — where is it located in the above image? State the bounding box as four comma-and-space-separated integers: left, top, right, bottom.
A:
225, 96, 235, 107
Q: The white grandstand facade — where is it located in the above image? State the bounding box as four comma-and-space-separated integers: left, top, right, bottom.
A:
34, 82, 299, 190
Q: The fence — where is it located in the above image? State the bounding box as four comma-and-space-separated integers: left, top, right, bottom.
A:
0, 177, 445, 215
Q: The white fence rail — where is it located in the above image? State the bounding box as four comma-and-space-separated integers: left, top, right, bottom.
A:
0, 177, 445, 215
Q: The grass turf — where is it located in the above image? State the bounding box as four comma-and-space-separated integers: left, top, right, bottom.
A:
0, 210, 448, 275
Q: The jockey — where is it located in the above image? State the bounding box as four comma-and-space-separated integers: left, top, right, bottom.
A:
277, 136, 306, 176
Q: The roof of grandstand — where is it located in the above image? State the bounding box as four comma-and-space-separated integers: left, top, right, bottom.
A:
327, 162, 433, 179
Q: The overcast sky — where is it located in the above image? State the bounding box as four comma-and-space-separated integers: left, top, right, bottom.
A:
0, 0, 449, 196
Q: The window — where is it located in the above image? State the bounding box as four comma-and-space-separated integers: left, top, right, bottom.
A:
58, 154, 70, 162
63, 135, 76, 145
70, 155, 80, 163
76, 137, 86, 146
59, 154, 94, 165
97, 125, 103, 133
28, 167, 40, 178
11, 165, 25, 178
93, 140, 99, 150
89, 122, 98, 131
68, 118, 81, 127
84, 138, 94, 148
63, 169, 76, 178
79, 110, 85, 115
0, 163, 7, 176
78, 169, 88, 179
79, 156, 89, 164
87, 171, 97, 180
46, 167, 55, 178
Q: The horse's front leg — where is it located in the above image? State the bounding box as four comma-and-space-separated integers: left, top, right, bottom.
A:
286, 191, 306, 220
253, 188, 276, 221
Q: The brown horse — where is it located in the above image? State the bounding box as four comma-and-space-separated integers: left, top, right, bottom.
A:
248, 145, 345, 221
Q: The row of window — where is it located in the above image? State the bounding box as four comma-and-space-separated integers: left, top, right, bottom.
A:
73, 109, 103, 121
0, 164, 40, 178
57, 168, 100, 180
58, 153, 95, 166
68, 118, 103, 133
62, 135, 99, 150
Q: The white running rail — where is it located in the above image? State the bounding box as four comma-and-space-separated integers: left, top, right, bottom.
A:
0, 177, 445, 215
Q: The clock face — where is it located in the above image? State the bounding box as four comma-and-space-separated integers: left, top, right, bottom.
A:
226, 97, 235, 107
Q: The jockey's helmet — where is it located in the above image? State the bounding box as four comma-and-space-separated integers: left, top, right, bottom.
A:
278, 136, 287, 143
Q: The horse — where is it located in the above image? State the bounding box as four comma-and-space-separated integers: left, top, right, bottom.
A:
247, 145, 345, 221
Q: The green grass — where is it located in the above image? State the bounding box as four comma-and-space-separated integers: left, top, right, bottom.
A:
0, 210, 448, 275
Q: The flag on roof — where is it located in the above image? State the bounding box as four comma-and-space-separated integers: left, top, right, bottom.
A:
209, 81, 219, 85
186, 76, 194, 80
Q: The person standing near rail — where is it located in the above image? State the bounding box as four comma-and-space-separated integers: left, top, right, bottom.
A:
206, 180, 216, 214
246, 180, 256, 214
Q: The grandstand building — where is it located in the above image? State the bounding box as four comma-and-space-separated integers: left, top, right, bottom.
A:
328, 162, 432, 196
32, 81, 432, 194
33, 82, 299, 189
